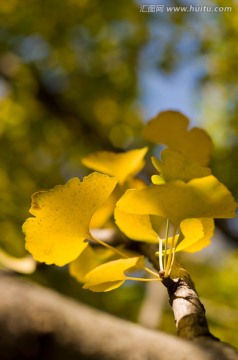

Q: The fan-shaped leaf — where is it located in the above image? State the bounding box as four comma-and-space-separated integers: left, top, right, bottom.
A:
82, 147, 148, 184
70, 245, 117, 283
23, 173, 117, 266
176, 218, 214, 252
151, 149, 211, 183
0, 249, 36, 274
143, 111, 213, 165
115, 207, 158, 243
116, 176, 237, 226
83, 256, 144, 292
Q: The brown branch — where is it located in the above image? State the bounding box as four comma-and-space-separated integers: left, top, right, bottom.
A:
140, 244, 219, 340
87, 231, 235, 346
161, 274, 217, 340
0, 273, 238, 360
90, 234, 235, 345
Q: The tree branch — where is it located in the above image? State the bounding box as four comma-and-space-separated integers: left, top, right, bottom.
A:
90, 233, 236, 345
0, 273, 237, 360
140, 244, 220, 340
161, 274, 217, 340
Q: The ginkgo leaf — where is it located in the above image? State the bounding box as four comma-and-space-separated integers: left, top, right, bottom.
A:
83, 256, 144, 292
0, 249, 36, 274
149, 215, 168, 237
176, 218, 214, 252
143, 111, 213, 166
114, 207, 158, 243
23, 173, 117, 266
116, 176, 237, 226
82, 147, 148, 184
70, 244, 141, 283
69, 245, 117, 283
90, 177, 147, 229
183, 236, 211, 253
151, 149, 211, 183
127, 177, 147, 190
90, 192, 117, 228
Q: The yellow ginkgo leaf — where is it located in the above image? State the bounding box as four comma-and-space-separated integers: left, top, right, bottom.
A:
70, 245, 117, 283
183, 236, 211, 253
176, 218, 214, 252
114, 207, 158, 243
82, 147, 148, 184
143, 111, 213, 166
23, 173, 118, 266
83, 256, 144, 292
0, 249, 36, 274
90, 177, 147, 229
181, 219, 214, 253
90, 192, 118, 228
127, 177, 147, 190
151, 149, 211, 183
116, 176, 237, 226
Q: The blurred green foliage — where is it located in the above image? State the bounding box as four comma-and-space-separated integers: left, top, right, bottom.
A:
0, 0, 148, 257
0, 0, 238, 349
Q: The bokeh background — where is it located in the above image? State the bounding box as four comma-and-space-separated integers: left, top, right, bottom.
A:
0, 0, 238, 348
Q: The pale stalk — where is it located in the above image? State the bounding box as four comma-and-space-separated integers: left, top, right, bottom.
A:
158, 237, 164, 271
125, 276, 161, 282
168, 232, 179, 276
163, 219, 169, 270
164, 226, 178, 278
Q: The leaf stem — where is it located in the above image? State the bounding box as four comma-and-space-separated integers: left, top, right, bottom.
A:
169, 232, 179, 276
125, 276, 161, 282
91, 235, 127, 258
164, 226, 178, 278
143, 266, 161, 279
163, 219, 170, 270
158, 236, 164, 271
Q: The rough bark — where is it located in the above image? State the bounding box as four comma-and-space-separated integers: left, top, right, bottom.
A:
140, 244, 222, 340
0, 273, 237, 360
161, 274, 216, 339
